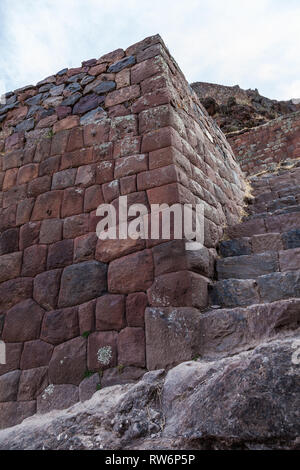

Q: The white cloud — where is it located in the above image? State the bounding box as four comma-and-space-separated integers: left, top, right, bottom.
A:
0, 0, 299, 100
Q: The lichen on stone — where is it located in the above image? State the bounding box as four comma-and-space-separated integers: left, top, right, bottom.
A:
97, 346, 112, 366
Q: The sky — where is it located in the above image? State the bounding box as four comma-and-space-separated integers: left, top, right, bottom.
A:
0, 0, 300, 101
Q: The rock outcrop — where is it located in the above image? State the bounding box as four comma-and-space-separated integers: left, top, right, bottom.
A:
0, 335, 299, 450
191, 81, 300, 134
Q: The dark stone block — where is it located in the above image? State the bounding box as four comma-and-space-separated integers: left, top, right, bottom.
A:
210, 279, 259, 308
108, 56, 136, 73
282, 229, 300, 249
219, 238, 252, 257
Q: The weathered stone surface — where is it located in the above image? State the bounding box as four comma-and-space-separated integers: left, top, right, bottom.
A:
117, 327, 145, 367
47, 239, 73, 269
87, 331, 117, 371
279, 248, 300, 272
216, 252, 279, 280
33, 269, 62, 310
0, 371, 21, 402
58, 261, 107, 308
40, 307, 79, 345
0, 401, 36, 430
2, 300, 44, 343
258, 271, 300, 303
20, 340, 54, 370
282, 228, 300, 249
108, 56, 135, 73
252, 233, 283, 253
18, 367, 48, 401
0, 336, 299, 448
78, 300, 95, 335
95, 294, 125, 331
95, 235, 145, 263
79, 374, 100, 402
219, 237, 252, 257
49, 337, 86, 385
37, 384, 79, 414
0, 252, 22, 282
108, 249, 153, 294
126, 292, 148, 327
210, 278, 260, 308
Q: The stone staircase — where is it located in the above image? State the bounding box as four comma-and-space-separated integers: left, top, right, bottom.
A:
199, 165, 300, 360
210, 165, 300, 309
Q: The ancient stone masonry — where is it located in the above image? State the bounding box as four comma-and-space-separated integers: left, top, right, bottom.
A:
228, 111, 300, 175
0, 34, 245, 429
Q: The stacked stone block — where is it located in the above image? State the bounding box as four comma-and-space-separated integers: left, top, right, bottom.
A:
0, 34, 245, 428
228, 111, 300, 175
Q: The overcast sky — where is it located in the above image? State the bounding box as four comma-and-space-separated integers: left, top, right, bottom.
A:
0, 0, 299, 100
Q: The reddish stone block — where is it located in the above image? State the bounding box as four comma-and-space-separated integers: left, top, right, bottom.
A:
2, 184, 27, 209
61, 187, 84, 218
108, 104, 130, 118
95, 232, 145, 263
0, 205, 16, 232
108, 249, 154, 293
147, 182, 194, 206
97, 48, 124, 64
36, 114, 57, 128
33, 268, 62, 310
75, 164, 96, 187
113, 136, 141, 158
102, 179, 120, 203
132, 89, 171, 114
95, 294, 125, 331
2, 299, 44, 342
0, 277, 33, 315
114, 154, 148, 179
19, 221, 41, 250
3, 149, 25, 171
50, 130, 69, 156
22, 244, 47, 276
116, 69, 130, 89
47, 239, 74, 269
0, 252, 22, 283
95, 160, 114, 184
78, 300, 95, 335
67, 126, 83, 152
125, 35, 163, 56
87, 331, 118, 371
58, 261, 107, 308
49, 337, 87, 386
56, 105, 72, 120
84, 185, 103, 212
152, 239, 187, 276
74, 232, 97, 262
63, 214, 90, 239
36, 384, 79, 414
53, 115, 79, 133
109, 115, 138, 141
39, 218, 63, 244
137, 164, 187, 191
131, 56, 166, 84
93, 142, 113, 161
141, 127, 182, 153
117, 327, 145, 367
28, 175, 51, 198
5, 132, 25, 151
126, 292, 148, 327
136, 42, 166, 63
0, 401, 36, 429
83, 121, 110, 147
31, 190, 63, 220
3, 168, 18, 190
39, 155, 60, 177
88, 63, 107, 75
79, 374, 100, 402
139, 104, 180, 135
147, 271, 208, 309
0, 228, 19, 255
52, 168, 77, 189
20, 340, 53, 370
105, 85, 140, 107
0, 343, 23, 376
40, 306, 79, 345
18, 367, 49, 401
60, 148, 94, 170
120, 175, 137, 195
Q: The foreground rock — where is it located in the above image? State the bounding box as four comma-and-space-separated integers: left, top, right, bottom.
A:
0, 334, 299, 450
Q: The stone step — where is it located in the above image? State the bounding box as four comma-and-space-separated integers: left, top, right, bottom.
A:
246, 203, 300, 220
220, 229, 300, 258
216, 252, 279, 280
210, 268, 300, 308
199, 298, 300, 360
247, 195, 300, 216
226, 208, 300, 238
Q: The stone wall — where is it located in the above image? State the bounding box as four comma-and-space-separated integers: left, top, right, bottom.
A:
228, 111, 300, 175
0, 34, 245, 428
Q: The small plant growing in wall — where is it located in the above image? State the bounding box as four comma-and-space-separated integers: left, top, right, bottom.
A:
82, 331, 91, 339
